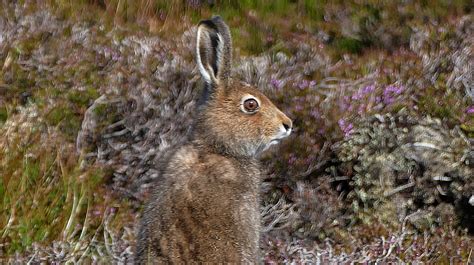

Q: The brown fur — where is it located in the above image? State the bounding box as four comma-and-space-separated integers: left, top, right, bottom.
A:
135, 16, 292, 264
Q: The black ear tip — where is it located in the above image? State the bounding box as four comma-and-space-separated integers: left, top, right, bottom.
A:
199, 16, 227, 29
211, 15, 223, 22
198, 19, 212, 27
198, 19, 218, 30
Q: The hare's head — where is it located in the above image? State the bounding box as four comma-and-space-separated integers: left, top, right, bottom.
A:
194, 16, 292, 157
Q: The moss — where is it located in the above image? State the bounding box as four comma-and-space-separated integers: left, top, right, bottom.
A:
416, 86, 466, 122
0, 106, 8, 124
45, 105, 82, 141
460, 123, 474, 138
14, 33, 49, 56
46, 106, 69, 126
63, 25, 72, 37
92, 102, 107, 117
92, 102, 121, 123
333, 37, 365, 55
88, 168, 107, 187
12, 65, 35, 89
268, 41, 292, 58
0, 178, 4, 201
23, 159, 41, 183
67, 87, 99, 108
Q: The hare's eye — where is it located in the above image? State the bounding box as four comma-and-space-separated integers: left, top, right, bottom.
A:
243, 98, 259, 113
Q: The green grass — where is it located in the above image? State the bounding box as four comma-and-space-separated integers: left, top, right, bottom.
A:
0, 107, 7, 125
45, 105, 82, 140
67, 87, 99, 107
0, 124, 82, 253
0, 115, 129, 255
33, 0, 469, 57
334, 37, 365, 55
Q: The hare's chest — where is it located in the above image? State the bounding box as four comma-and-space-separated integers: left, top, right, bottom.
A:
235, 192, 260, 252
238, 193, 260, 226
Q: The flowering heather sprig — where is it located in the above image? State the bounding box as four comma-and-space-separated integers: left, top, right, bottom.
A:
296, 79, 316, 90
383, 84, 405, 104
345, 84, 405, 112
339, 84, 379, 114
309, 109, 320, 118
288, 153, 297, 165
338, 118, 354, 137
352, 84, 376, 100
298, 80, 309, 89
187, 0, 202, 9
270, 78, 284, 90
466, 106, 474, 114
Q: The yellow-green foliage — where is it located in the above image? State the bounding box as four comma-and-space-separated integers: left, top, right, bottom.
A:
0, 115, 104, 254
43, 0, 471, 56
0, 107, 7, 124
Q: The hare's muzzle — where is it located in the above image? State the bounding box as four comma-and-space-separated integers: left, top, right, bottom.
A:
280, 114, 293, 136
270, 115, 292, 146
282, 120, 292, 133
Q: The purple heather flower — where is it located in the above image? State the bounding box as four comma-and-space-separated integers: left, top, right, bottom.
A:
93, 210, 102, 216
297, 80, 310, 89
466, 106, 474, 114
270, 78, 283, 89
363, 84, 376, 93
338, 100, 348, 111
383, 84, 404, 105
288, 153, 297, 165
187, 0, 201, 8
351, 92, 363, 100
338, 118, 354, 137
108, 207, 117, 214
358, 104, 366, 114
159, 11, 167, 21
338, 119, 345, 128
310, 109, 320, 118
352, 84, 376, 101
375, 96, 382, 104
338, 96, 351, 111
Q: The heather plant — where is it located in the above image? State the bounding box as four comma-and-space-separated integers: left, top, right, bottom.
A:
0, 0, 472, 263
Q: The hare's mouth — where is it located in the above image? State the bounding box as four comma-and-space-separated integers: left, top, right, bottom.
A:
261, 131, 291, 153
269, 139, 281, 145
269, 135, 288, 145
271, 129, 291, 144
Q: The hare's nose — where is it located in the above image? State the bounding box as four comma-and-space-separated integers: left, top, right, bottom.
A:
279, 111, 293, 132
282, 121, 292, 132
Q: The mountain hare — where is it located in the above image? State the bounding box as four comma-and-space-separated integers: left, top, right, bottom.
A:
135, 16, 292, 264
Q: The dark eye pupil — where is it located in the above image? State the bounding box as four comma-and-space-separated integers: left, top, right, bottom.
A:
244, 99, 258, 111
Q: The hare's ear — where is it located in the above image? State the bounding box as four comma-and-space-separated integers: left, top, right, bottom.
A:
196, 16, 232, 87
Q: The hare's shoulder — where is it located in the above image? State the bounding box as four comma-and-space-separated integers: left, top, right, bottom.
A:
166, 144, 240, 183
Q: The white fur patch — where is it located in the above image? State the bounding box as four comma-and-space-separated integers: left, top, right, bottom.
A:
196, 27, 211, 84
